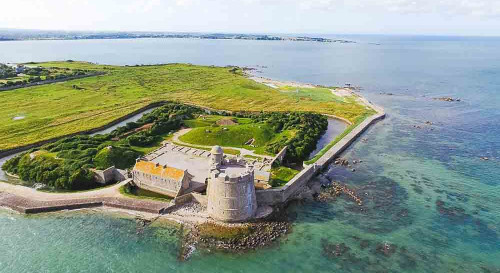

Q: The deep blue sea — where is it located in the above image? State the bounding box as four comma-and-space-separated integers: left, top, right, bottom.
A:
0, 36, 499, 272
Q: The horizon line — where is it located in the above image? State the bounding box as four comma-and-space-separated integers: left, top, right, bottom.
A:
1, 28, 500, 39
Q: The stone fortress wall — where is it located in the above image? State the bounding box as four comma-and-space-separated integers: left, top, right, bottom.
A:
207, 169, 257, 222
206, 146, 258, 222
256, 102, 386, 206
92, 166, 127, 185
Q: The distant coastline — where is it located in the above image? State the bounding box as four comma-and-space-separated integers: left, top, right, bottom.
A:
0, 29, 355, 43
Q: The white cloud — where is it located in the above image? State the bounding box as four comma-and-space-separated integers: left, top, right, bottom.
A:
295, 0, 500, 17
0, 0, 499, 35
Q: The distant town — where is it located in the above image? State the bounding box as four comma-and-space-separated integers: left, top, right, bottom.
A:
0, 29, 355, 43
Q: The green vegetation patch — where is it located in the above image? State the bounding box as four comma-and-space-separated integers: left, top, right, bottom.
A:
180, 123, 274, 148
270, 166, 300, 187
181, 112, 329, 162
0, 63, 95, 88
2, 103, 202, 190
119, 184, 172, 202
279, 86, 346, 103
0, 61, 369, 151
198, 222, 252, 240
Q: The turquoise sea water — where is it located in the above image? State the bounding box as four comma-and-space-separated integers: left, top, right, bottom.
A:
0, 36, 499, 272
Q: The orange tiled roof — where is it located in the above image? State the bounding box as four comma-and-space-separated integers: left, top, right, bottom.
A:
134, 161, 185, 181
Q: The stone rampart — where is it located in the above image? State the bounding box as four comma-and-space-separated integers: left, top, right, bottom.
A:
256, 164, 318, 205
269, 146, 287, 167
0, 191, 171, 215
93, 167, 112, 184
257, 104, 385, 206
314, 112, 385, 168
173, 192, 208, 207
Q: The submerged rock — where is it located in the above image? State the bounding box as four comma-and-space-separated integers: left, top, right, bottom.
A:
433, 97, 461, 102
375, 242, 397, 257
322, 240, 351, 257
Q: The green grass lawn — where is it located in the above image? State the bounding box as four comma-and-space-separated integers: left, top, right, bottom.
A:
184, 115, 253, 128
270, 166, 300, 187
119, 184, 173, 202
279, 86, 346, 103
179, 123, 274, 148
0, 61, 370, 151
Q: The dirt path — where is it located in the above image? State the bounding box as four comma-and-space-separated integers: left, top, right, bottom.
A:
0, 179, 129, 201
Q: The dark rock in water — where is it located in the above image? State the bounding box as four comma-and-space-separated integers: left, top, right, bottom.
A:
410, 183, 423, 194
433, 97, 461, 102
435, 200, 469, 222
398, 246, 418, 270
135, 216, 154, 234
322, 239, 350, 257
334, 158, 350, 166
480, 265, 500, 273
375, 242, 397, 257
360, 239, 371, 249
196, 210, 291, 253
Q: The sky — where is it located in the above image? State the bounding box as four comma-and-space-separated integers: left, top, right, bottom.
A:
1, 0, 500, 36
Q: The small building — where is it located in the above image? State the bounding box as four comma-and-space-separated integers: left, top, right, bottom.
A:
91, 166, 127, 185
16, 64, 25, 74
132, 160, 193, 197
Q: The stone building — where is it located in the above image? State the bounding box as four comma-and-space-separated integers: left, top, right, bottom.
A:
206, 146, 258, 222
132, 160, 193, 197
91, 166, 126, 185
132, 144, 271, 222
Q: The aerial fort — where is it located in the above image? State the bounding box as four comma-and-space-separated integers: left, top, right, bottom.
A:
131, 144, 272, 222
0, 62, 384, 244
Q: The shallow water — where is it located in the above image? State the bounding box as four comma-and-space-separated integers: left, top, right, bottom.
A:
309, 118, 348, 159
0, 36, 499, 272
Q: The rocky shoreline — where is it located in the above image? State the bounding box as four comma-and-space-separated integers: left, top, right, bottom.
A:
177, 207, 291, 260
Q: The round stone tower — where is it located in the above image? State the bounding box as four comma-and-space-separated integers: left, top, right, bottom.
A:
210, 145, 224, 167
207, 168, 257, 222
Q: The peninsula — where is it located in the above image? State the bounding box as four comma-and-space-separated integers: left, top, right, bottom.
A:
0, 61, 384, 254
0, 29, 354, 43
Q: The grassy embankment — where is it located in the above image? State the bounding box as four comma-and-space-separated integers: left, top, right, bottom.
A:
0, 61, 370, 152
180, 115, 293, 156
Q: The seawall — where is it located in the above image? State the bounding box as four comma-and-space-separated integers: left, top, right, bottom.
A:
257, 102, 385, 206
0, 192, 172, 214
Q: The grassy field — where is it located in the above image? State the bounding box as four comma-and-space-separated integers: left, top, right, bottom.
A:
0, 61, 370, 151
180, 123, 274, 148
179, 115, 299, 156
278, 86, 346, 103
